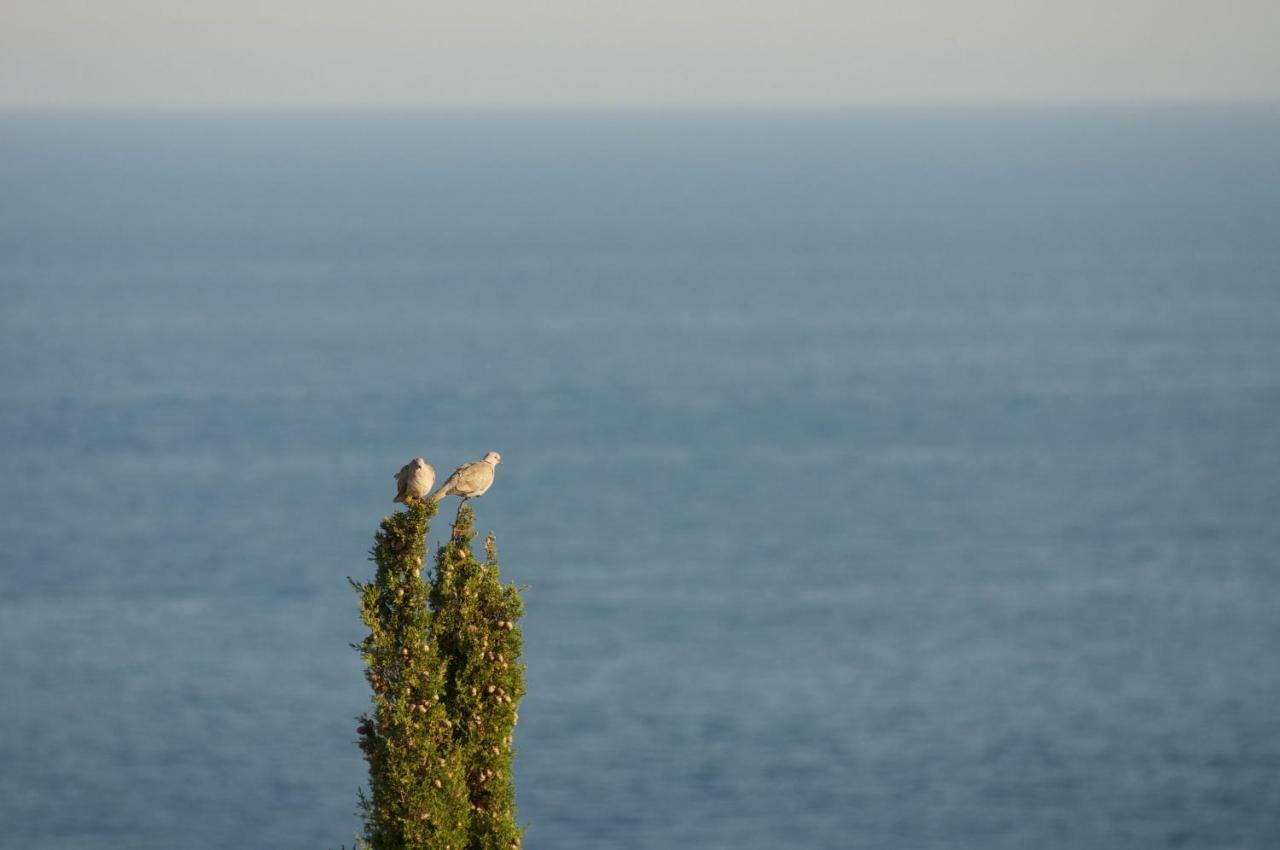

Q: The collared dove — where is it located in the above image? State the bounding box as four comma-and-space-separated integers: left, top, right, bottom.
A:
429, 451, 501, 504
393, 457, 436, 504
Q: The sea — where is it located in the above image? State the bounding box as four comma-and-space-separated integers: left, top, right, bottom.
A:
1, 107, 1278, 849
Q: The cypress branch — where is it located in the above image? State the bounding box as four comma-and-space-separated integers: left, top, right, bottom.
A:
431, 506, 525, 850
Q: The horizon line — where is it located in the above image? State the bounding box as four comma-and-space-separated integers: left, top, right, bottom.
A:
3, 96, 1280, 115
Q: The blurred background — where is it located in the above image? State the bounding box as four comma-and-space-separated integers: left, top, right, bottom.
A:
2, 4, 1280, 850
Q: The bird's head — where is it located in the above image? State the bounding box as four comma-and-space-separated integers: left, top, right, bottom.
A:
414, 457, 427, 467
484, 451, 502, 465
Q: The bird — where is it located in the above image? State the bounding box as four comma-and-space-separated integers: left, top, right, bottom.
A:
429, 451, 501, 505
393, 457, 436, 504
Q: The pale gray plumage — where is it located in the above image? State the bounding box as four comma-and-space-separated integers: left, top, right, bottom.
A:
429, 451, 501, 504
393, 457, 436, 504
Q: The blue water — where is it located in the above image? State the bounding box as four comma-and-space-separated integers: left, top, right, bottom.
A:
1, 108, 1279, 849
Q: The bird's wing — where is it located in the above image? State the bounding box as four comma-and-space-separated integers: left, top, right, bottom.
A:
428, 466, 464, 502
394, 462, 416, 495
453, 461, 495, 493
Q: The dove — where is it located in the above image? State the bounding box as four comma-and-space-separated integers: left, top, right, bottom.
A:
429, 451, 501, 504
393, 457, 436, 504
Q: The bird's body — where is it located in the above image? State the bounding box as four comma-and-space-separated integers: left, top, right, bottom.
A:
429, 451, 502, 504
393, 458, 436, 504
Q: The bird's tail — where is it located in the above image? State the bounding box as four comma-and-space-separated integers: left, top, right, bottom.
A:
393, 493, 406, 504
428, 486, 450, 504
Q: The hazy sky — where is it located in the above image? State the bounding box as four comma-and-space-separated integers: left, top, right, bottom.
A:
3, 1, 1279, 108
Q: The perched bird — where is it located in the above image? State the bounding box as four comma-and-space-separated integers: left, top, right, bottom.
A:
393, 457, 436, 504
429, 451, 501, 504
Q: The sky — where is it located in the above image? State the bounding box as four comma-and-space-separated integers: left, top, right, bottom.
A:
2, 1, 1279, 109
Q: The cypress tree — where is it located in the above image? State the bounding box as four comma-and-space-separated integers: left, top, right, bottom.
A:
351, 501, 524, 850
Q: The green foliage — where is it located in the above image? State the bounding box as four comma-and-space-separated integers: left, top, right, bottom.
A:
352, 501, 525, 850
432, 506, 526, 850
